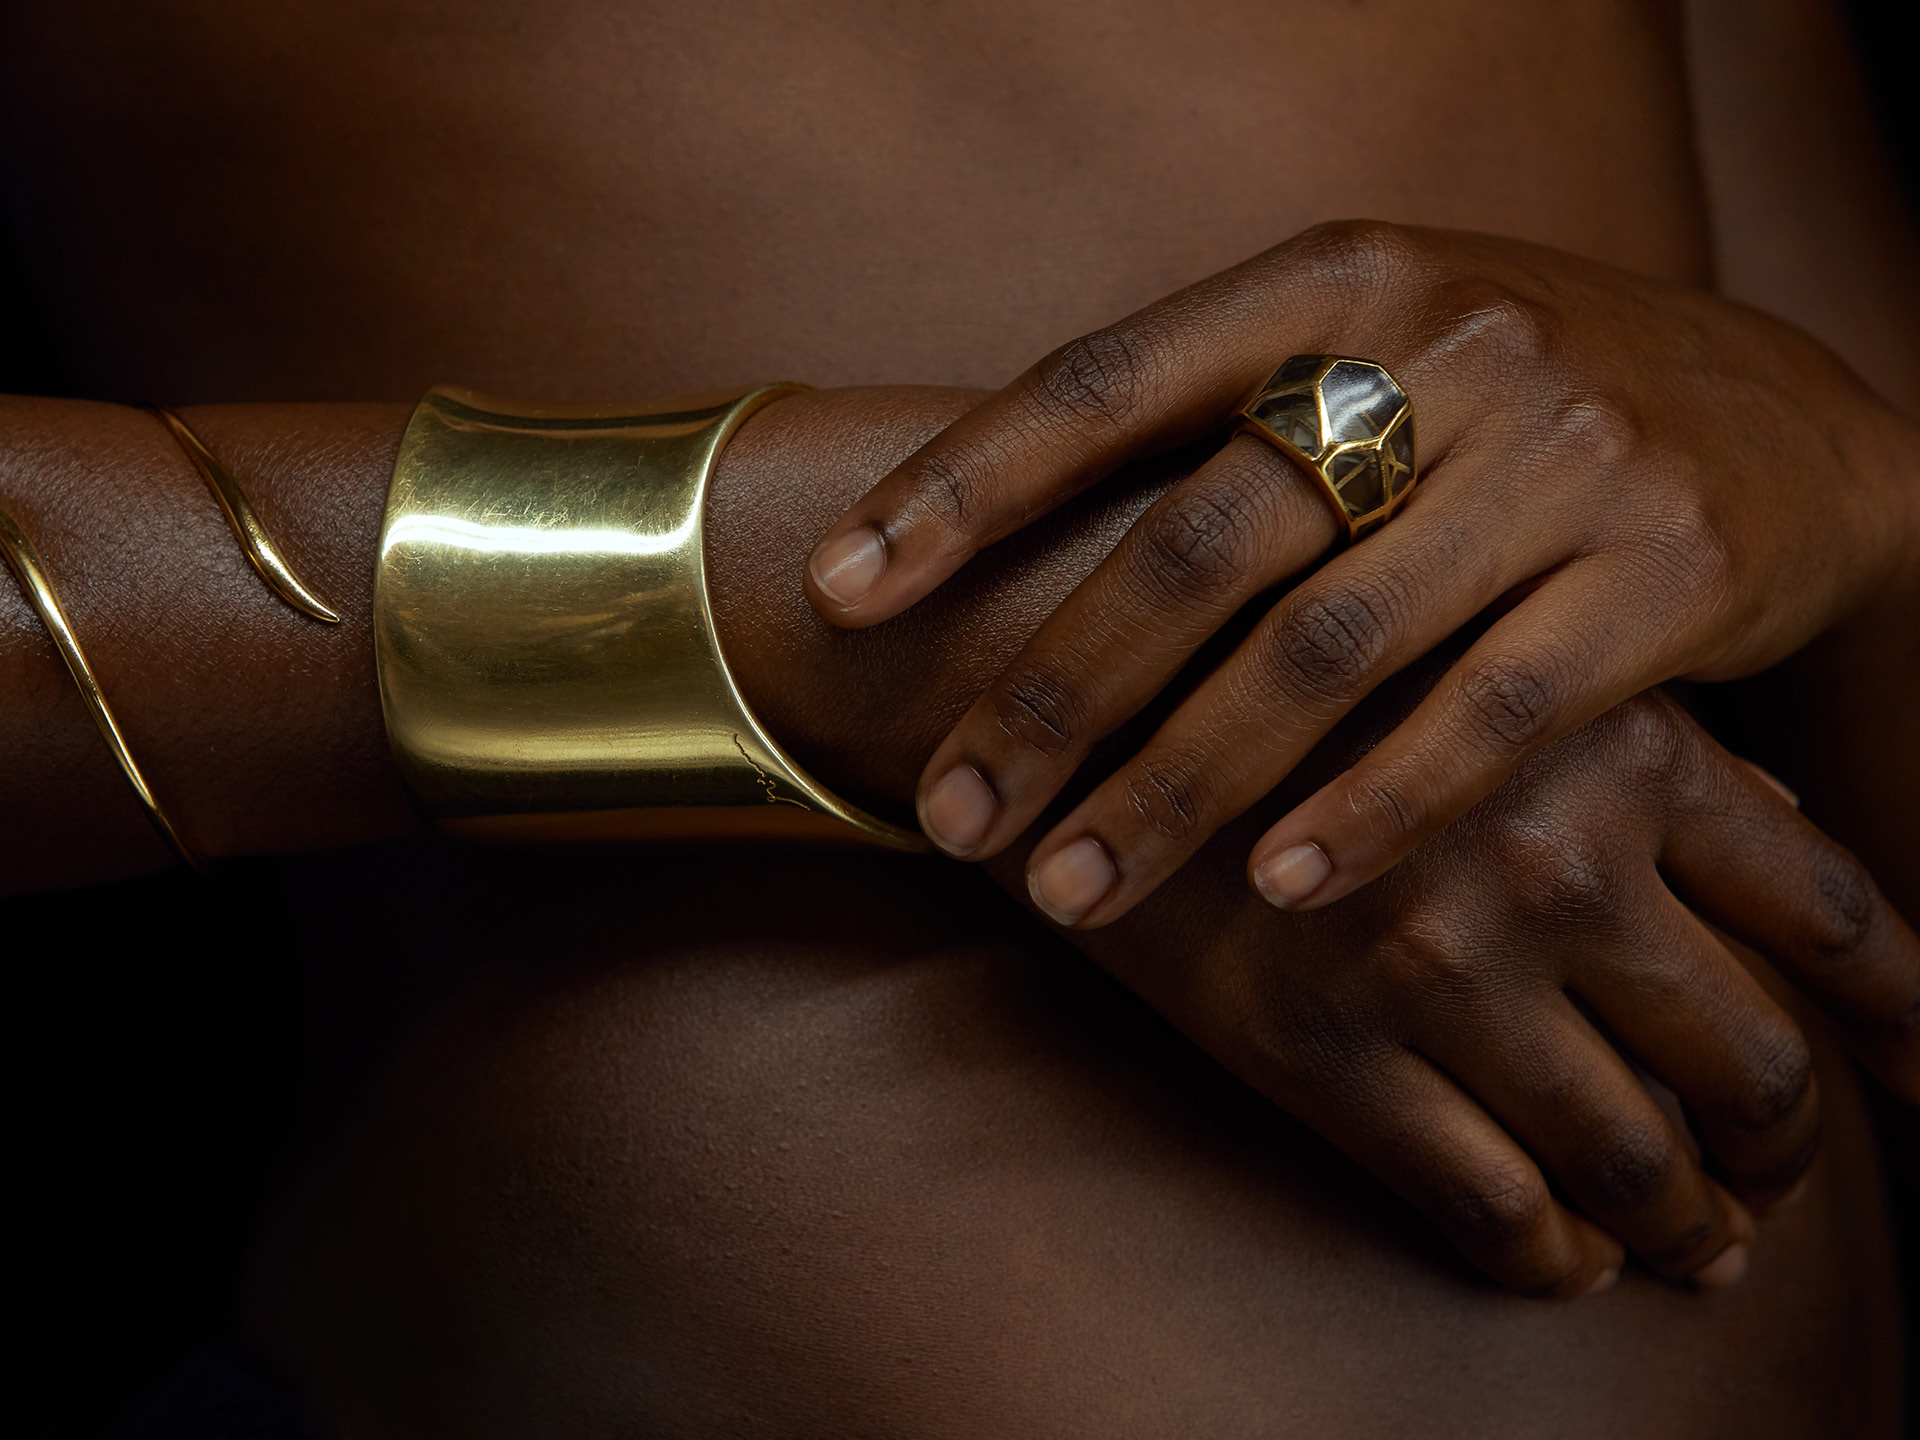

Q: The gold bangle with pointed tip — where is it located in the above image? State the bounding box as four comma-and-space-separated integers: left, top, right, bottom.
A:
374, 383, 928, 850
1237, 354, 1418, 544
2, 413, 341, 871
0, 507, 205, 870
148, 407, 342, 623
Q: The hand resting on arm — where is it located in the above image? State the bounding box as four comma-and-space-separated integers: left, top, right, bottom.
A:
2, 384, 1912, 1301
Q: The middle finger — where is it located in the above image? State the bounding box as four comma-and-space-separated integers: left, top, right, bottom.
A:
917, 432, 1336, 858
1013, 427, 1570, 927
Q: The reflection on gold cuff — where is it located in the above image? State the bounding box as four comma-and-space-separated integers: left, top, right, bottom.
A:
374, 384, 928, 851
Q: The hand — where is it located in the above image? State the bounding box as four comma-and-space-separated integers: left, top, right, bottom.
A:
1011, 685, 1920, 1296
703, 384, 1919, 1294
800, 223, 1920, 936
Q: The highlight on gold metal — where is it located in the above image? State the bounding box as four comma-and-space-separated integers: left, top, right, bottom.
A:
375, 383, 930, 851
0, 507, 204, 870
1237, 354, 1417, 544
149, 407, 342, 623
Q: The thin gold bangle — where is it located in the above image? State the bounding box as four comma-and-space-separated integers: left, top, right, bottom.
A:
0, 410, 340, 871
0, 506, 205, 870
148, 407, 342, 624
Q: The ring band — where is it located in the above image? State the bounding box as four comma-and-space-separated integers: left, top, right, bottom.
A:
1237, 354, 1417, 543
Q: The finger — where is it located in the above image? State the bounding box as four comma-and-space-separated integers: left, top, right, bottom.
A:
1247, 561, 1681, 913
1574, 889, 1822, 1207
1019, 460, 1563, 927
1272, 1043, 1624, 1297
917, 433, 1339, 859
1660, 733, 1920, 1103
801, 244, 1370, 627
1412, 969, 1756, 1284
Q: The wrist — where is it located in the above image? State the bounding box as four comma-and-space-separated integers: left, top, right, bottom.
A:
706, 385, 987, 811
706, 383, 1183, 819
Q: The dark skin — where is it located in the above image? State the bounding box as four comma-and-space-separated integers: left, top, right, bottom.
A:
817, 226, 1920, 930
1, 0, 1916, 1431
5, 384, 1911, 1294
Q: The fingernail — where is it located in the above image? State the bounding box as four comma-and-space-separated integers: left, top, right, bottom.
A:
1691, 1242, 1749, 1289
1583, 1265, 1621, 1297
1029, 837, 1115, 926
809, 526, 887, 606
921, 765, 995, 856
1253, 842, 1332, 909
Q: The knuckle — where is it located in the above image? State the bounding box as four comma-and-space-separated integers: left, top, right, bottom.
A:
1620, 475, 1735, 604
1430, 276, 1554, 370
1548, 394, 1639, 471
1489, 819, 1616, 921
1292, 218, 1424, 303
1584, 1119, 1684, 1214
1236, 990, 1370, 1091
1029, 326, 1161, 430
1454, 655, 1562, 757
1730, 1023, 1817, 1136
907, 444, 998, 533
1345, 764, 1428, 856
1599, 691, 1697, 792
988, 663, 1090, 762
1386, 916, 1491, 997
1120, 751, 1213, 845
1443, 1165, 1555, 1257
1803, 847, 1880, 964
1134, 482, 1260, 604
1263, 576, 1405, 706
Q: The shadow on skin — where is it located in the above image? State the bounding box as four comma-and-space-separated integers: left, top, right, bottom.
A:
242, 841, 1899, 1439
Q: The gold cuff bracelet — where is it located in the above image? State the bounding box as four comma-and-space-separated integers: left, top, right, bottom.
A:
373, 384, 928, 850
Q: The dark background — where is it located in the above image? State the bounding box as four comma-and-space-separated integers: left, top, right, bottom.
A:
5, 6, 1918, 1436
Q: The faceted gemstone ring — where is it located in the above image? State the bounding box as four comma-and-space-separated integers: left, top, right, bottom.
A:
1236, 355, 1417, 544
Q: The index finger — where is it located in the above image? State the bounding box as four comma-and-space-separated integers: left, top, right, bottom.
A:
803, 241, 1361, 626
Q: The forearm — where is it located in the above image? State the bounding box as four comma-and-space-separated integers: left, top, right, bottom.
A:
0, 387, 1166, 892
0, 397, 414, 890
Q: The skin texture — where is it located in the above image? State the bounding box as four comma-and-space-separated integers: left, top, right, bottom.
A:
6, 383, 1909, 1303
714, 388, 1918, 1298
805, 226, 1920, 937
241, 843, 1897, 1439
0, 0, 1912, 1432
0, 398, 415, 889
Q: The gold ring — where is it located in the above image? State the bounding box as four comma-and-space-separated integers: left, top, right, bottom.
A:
1236, 354, 1417, 543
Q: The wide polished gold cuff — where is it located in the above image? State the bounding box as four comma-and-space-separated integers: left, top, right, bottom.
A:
374, 384, 927, 850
